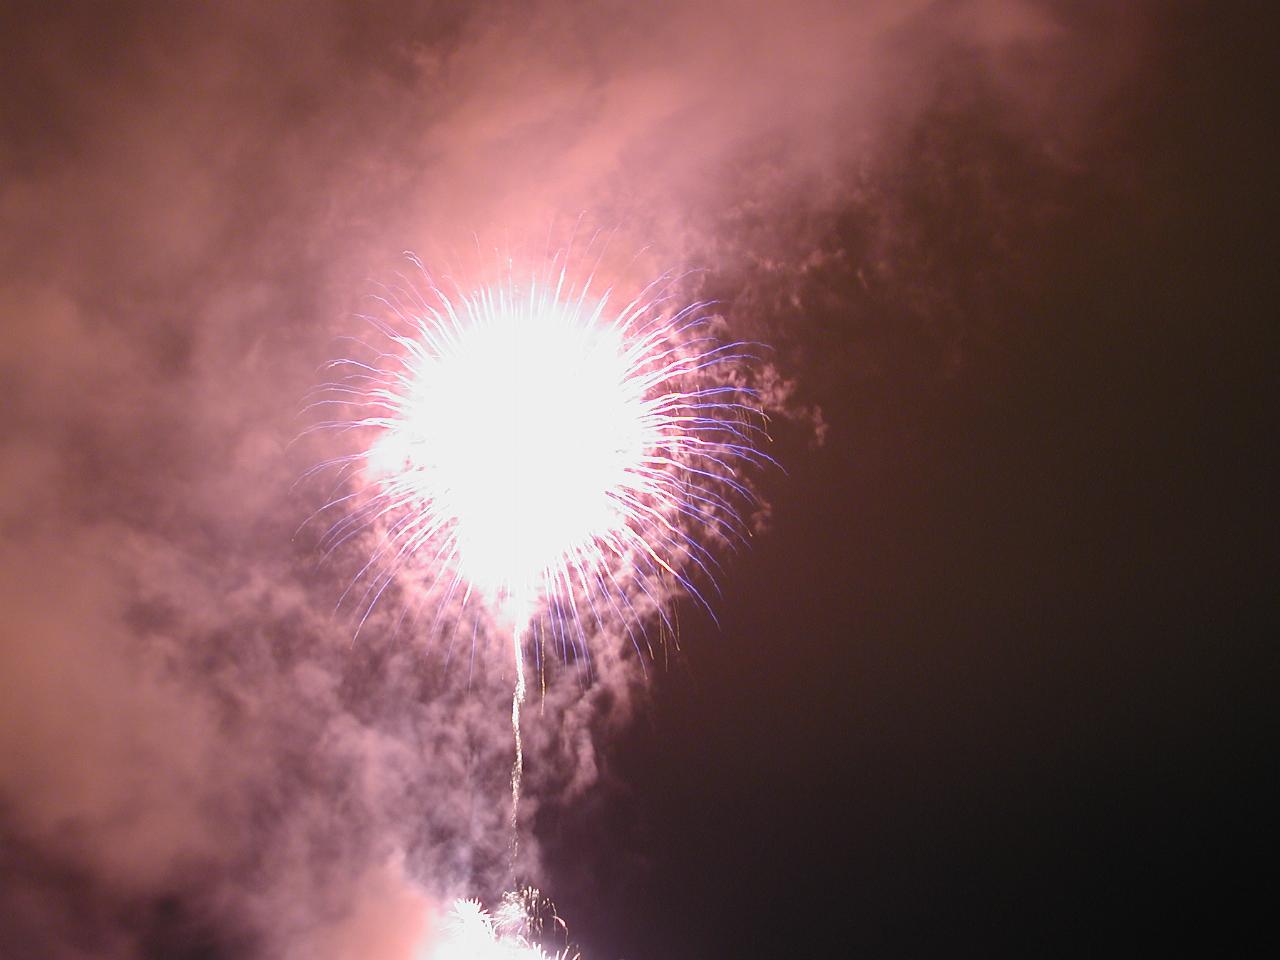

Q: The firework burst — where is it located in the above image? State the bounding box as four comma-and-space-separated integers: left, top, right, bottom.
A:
310, 253, 770, 670
428, 889, 578, 960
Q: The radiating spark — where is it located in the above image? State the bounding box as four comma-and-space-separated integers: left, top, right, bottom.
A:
312, 256, 769, 660
426, 890, 579, 960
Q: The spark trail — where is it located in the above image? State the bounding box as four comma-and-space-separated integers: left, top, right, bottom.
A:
312, 251, 770, 865
510, 620, 526, 856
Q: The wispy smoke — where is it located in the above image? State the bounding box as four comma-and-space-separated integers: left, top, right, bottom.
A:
0, 1, 1143, 955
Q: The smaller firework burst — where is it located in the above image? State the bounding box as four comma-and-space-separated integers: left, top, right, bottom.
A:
428, 888, 579, 960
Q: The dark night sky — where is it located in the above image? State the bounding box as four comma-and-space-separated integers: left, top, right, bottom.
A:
545, 13, 1275, 955
1, 2, 1274, 958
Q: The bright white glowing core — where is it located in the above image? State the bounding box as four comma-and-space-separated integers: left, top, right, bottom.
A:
367, 284, 649, 607
425, 898, 560, 960
326, 264, 767, 645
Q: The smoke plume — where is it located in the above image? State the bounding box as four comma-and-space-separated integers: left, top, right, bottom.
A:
0, 1, 1144, 955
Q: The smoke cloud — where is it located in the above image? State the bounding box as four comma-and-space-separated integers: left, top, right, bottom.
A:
0, 1, 1143, 956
